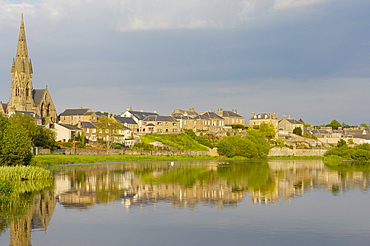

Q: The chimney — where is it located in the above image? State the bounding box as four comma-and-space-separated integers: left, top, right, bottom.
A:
154, 110, 157, 114
232, 109, 237, 113
140, 109, 144, 112
217, 108, 223, 116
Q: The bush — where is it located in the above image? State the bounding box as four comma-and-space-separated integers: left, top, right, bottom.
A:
62, 142, 73, 148
75, 141, 86, 149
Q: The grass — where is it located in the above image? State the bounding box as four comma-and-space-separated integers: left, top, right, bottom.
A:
33, 154, 224, 166
140, 133, 208, 151
0, 166, 52, 180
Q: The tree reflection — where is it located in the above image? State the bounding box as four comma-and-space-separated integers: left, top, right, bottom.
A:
0, 180, 55, 246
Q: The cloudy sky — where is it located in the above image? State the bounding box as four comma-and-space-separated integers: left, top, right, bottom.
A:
0, 0, 369, 125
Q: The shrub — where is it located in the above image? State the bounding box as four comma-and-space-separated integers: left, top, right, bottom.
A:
62, 142, 73, 148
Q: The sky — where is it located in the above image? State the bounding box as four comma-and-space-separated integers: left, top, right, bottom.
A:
0, 0, 369, 126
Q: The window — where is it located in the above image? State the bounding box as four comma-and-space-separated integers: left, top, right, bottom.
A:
157, 129, 162, 133
157, 122, 162, 126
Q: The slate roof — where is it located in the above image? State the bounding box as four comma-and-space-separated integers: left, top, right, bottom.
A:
16, 111, 41, 119
128, 111, 158, 120
32, 89, 46, 106
143, 115, 177, 122
173, 115, 194, 120
310, 129, 330, 134
80, 122, 96, 128
114, 116, 137, 125
200, 112, 224, 119
58, 123, 82, 131
60, 108, 91, 116
221, 111, 243, 118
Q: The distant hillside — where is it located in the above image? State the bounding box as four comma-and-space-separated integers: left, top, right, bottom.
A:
139, 133, 208, 151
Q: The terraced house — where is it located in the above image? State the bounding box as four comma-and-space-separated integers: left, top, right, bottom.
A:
59, 107, 97, 125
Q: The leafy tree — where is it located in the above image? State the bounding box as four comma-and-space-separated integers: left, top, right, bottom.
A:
0, 115, 32, 166
293, 127, 302, 136
257, 122, 276, 139
217, 130, 270, 158
326, 120, 341, 130
360, 123, 368, 128
10, 113, 58, 149
337, 139, 348, 148
95, 117, 123, 149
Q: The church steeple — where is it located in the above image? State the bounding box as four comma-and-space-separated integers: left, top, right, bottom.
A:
12, 13, 32, 75
8, 14, 35, 114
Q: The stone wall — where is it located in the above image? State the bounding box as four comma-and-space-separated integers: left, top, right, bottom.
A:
268, 147, 328, 157
35, 148, 210, 156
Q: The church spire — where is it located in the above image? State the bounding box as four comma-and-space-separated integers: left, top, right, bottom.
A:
13, 13, 32, 74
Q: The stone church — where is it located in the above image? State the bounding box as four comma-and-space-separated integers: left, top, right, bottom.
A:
1, 15, 57, 124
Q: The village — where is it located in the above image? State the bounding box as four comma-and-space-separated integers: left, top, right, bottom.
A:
2, 15, 370, 154
48, 107, 370, 149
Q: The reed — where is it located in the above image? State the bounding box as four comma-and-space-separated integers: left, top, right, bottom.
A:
0, 166, 52, 180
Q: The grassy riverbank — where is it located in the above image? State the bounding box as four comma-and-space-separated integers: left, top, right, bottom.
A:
33, 154, 225, 166
0, 166, 52, 180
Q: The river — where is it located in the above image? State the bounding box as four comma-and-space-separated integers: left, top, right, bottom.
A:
0, 159, 369, 245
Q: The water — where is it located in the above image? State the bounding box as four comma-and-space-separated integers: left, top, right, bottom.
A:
1, 159, 369, 245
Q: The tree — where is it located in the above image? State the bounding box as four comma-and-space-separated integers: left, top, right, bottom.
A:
0, 115, 32, 166
326, 120, 342, 130
10, 113, 58, 149
337, 139, 348, 148
95, 117, 123, 149
217, 130, 270, 159
257, 122, 276, 139
293, 127, 302, 136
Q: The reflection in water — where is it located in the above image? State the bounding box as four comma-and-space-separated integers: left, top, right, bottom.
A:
0, 180, 55, 246
1, 159, 370, 245
54, 159, 370, 210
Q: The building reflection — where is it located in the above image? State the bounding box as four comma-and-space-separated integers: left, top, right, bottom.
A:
54, 160, 370, 210
9, 189, 56, 246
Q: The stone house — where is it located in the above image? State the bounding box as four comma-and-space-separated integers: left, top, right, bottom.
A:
249, 112, 279, 129
217, 108, 246, 126
193, 112, 225, 133
142, 115, 180, 134
113, 116, 138, 134
171, 108, 199, 118
278, 115, 304, 134
59, 107, 97, 125
77, 121, 98, 142
121, 108, 158, 132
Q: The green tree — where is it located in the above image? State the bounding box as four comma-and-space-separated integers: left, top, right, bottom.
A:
95, 117, 123, 149
11, 113, 58, 149
337, 139, 348, 148
0, 115, 32, 166
326, 120, 342, 130
293, 127, 303, 136
257, 122, 276, 139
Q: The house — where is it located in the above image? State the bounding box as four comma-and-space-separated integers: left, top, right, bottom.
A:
217, 108, 246, 126
193, 111, 225, 133
59, 107, 97, 125
171, 108, 199, 118
142, 115, 180, 134
77, 121, 98, 142
121, 108, 159, 133
249, 112, 279, 129
278, 115, 304, 134
47, 123, 82, 142
172, 115, 197, 131
113, 116, 138, 133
